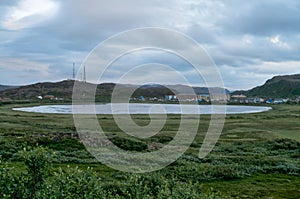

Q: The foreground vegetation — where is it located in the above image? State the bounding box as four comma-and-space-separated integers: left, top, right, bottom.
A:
0, 103, 299, 198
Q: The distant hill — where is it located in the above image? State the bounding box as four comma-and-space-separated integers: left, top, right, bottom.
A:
0, 80, 229, 102
165, 85, 229, 95
0, 80, 116, 102
1, 74, 298, 101
233, 74, 300, 98
132, 84, 229, 98
0, 80, 76, 100
0, 85, 18, 92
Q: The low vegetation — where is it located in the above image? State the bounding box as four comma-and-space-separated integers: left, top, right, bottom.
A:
0, 103, 299, 198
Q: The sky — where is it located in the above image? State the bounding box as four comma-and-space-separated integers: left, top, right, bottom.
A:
0, 0, 300, 90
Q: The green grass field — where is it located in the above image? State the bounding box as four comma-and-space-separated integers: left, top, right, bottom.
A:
0, 103, 299, 198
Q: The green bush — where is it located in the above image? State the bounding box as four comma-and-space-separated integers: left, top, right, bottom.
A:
0, 147, 235, 199
110, 137, 148, 151
0, 162, 26, 198
0, 141, 25, 160
36, 137, 85, 151
42, 166, 104, 199
0, 146, 53, 198
269, 138, 300, 150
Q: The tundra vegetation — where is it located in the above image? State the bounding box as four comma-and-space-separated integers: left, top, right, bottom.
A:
0, 103, 299, 198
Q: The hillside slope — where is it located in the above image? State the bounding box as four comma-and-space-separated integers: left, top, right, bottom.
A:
0, 85, 19, 92
233, 74, 300, 98
0, 80, 76, 100
0, 80, 117, 102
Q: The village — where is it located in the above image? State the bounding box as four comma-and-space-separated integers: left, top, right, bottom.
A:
132, 93, 300, 104
1, 91, 300, 105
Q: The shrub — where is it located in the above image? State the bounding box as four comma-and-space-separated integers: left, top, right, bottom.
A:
0, 146, 53, 198
19, 146, 53, 198
110, 137, 148, 151
0, 161, 26, 198
0, 147, 236, 198
270, 138, 300, 150
42, 166, 104, 199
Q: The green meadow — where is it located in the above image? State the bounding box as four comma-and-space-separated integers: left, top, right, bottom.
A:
0, 103, 299, 198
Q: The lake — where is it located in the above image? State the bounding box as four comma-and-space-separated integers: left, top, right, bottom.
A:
12, 103, 272, 115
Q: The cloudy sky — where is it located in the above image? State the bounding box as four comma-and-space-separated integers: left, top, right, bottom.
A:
0, 0, 300, 90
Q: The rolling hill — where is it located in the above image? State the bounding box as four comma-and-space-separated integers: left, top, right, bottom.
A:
0, 80, 77, 100
1, 74, 299, 101
0, 80, 173, 101
0, 85, 18, 92
0, 80, 229, 102
0, 80, 116, 102
233, 74, 300, 98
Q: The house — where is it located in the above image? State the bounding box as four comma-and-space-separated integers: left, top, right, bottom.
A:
254, 98, 265, 103
273, 99, 284, 104
55, 97, 64, 101
231, 94, 247, 103
44, 95, 55, 100
197, 94, 210, 102
138, 96, 145, 101
245, 98, 255, 103
148, 97, 158, 101
266, 99, 273, 104
210, 93, 231, 102
165, 95, 177, 101
176, 94, 198, 102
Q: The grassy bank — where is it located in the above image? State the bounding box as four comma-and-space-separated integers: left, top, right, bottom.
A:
0, 103, 299, 198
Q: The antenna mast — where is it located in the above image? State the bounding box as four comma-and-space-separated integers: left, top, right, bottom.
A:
83, 65, 86, 83
72, 62, 75, 80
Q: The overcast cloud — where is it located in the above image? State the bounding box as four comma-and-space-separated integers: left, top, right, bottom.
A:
0, 0, 299, 90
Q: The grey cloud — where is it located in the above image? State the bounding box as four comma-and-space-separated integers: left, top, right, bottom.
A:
0, 1, 19, 6
43, 0, 175, 48
1, 0, 300, 88
218, 0, 300, 36
186, 24, 217, 44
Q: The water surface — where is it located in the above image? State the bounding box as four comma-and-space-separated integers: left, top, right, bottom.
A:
13, 103, 272, 115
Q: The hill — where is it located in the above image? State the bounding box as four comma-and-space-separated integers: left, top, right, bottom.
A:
0, 80, 76, 100
233, 74, 300, 98
166, 85, 230, 95
0, 80, 174, 102
0, 80, 116, 102
0, 85, 18, 92
0, 80, 229, 102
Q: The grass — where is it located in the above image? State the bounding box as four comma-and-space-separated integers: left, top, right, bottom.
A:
0, 103, 300, 198
204, 174, 300, 199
